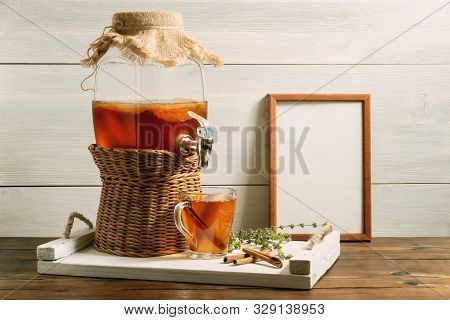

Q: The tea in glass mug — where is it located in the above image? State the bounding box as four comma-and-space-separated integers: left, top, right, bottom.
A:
174, 187, 237, 259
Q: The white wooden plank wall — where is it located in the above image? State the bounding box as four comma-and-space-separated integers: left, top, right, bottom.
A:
0, 0, 449, 237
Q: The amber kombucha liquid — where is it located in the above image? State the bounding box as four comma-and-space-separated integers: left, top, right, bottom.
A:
92, 100, 207, 152
181, 195, 236, 254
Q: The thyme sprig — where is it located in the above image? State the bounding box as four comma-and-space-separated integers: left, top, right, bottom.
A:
228, 222, 327, 259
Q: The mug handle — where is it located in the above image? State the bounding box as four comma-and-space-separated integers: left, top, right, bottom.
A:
173, 201, 196, 246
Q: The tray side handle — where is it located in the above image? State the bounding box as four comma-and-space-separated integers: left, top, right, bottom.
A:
37, 228, 95, 261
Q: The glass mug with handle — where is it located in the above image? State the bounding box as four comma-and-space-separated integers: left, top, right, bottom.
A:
174, 187, 237, 259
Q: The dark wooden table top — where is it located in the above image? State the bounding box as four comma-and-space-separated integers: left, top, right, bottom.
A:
1, 237, 448, 299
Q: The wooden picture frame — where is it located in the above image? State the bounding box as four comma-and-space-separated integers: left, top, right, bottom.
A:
268, 94, 371, 241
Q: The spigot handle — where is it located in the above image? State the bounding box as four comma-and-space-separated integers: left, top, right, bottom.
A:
187, 111, 210, 130
177, 111, 214, 168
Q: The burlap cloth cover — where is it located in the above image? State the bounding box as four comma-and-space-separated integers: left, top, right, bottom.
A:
89, 145, 201, 257
82, 11, 223, 67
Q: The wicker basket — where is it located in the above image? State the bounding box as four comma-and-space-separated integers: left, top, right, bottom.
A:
89, 144, 201, 257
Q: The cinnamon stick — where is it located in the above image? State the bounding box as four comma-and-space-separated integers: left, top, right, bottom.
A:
185, 207, 208, 229
184, 207, 226, 249
233, 256, 257, 265
229, 250, 270, 266
242, 247, 283, 269
224, 253, 249, 263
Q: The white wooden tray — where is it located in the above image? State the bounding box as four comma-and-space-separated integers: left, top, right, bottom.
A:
37, 230, 340, 290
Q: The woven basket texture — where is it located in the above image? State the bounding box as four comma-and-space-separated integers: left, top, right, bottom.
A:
89, 144, 201, 257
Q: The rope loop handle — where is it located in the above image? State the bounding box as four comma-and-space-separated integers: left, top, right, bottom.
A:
64, 212, 94, 239
304, 223, 333, 250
